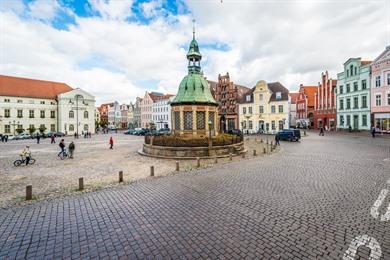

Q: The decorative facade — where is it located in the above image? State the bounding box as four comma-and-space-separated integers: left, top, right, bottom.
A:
133, 97, 142, 128
337, 58, 371, 131
170, 30, 219, 137
371, 46, 390, 132
296, 85, 317, 128
289, 93, 299, 128
238, 80, 290, 134
314, 71, 337, 130
208, 73, 250, 132
0, 75, 95, 135
152, 95, 174, 130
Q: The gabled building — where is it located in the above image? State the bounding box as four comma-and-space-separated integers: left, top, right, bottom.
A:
296, 85, 317, 128
337, 58, 371, 131
238, 80, 290, 134
119, 104, 129, 129
208, 73, 250, 132
289, 92, 299, 128
371, 46, 390, 132
133, 97, 142, 128
140, 92, 164, 128
152, 94, 174, 130
314, 71, 337, 130
107, 101, 121, 127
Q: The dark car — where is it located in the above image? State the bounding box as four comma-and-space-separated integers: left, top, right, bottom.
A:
145, 129, 158, 136
157, 128, 170, 135
227, 129, 242, 136
46, 131, 66, 137
124, 129, 135, 135
277, 129, 301, 142
134, 129, 149, 136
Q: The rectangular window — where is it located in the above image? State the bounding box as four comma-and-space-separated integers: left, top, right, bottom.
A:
29, 124, 34, 130
376, 94, 381, 106
362, 115, 367, 126
271, 105, 275, 113
278, 105, 283, 113
4, 99, 10, 102
40, 101, 45, 104
50, 124, 55, 132
388, 93, 390, 105
347, 70, 349, 77
39, 124, 45, 131
17, 109, 23, 118
4, 109, 10, 118
387, 74, 390, 85
29, 110, 34, 118
271, 120, 275, 130
174, 111, 180, 130
346, 84, 350, 93
339, 115, 344, 126
353, 97, 358, 109
248, 107, 252, 114
184, 111, 193, 130
361, 96, 367, 108
249, 120, 253, 129
339, 99, 344, 110
243, 107, 246, 114
4, 125, 10, 133
346, 115, 351, 126
196, 111, 205, 130
259, 94, 263, 101
17, 100, 23, 103
259, 105, 264, 113
208, 112, 215, 130
50, 111, 55, 118
353, 82, 358, 92
339, 85, 343, 94
346, 98, 351, 109
245, 95, 251, 102
362, 80, 367, 90
375, 76, 381, 87
40, 110, 45, 118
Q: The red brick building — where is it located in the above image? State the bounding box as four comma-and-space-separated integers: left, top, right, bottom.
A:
314, 71, 337, 130
97, 103, 113, 125
296, 84, 317, 128
208, 73, 250, 132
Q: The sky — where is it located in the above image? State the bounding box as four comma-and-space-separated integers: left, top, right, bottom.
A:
1, 0, 389, 105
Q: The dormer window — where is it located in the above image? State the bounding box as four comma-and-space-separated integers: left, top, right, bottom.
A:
246, 95, 251, 102
276, 92, 281, 100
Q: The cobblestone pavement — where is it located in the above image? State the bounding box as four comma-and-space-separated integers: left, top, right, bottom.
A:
0, 133, 389, 259
0, 133, 272, 208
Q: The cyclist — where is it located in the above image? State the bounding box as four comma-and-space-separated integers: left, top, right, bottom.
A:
58, 139, 66, 158
20, 145, 31, 165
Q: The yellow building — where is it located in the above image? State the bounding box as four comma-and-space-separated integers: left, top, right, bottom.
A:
238, 80, 290, 134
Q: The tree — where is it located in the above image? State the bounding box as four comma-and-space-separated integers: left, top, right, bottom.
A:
16, 128, 24, 135
27, 126, 36, 135
39, 125, 47, 133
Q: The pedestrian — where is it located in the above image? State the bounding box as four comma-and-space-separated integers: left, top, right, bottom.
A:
21, 145, 31, 165
275, 133, 280, 146
348, 125, 352, 133
5, 135, 8, 142
36, 133, 40, 144
371, 126, 376, 138
74, 132, 77, 139
58, 139, 65, 157
109, 136, 113, 149
68, 141, 75, 159
89, 132, 92, 138
319, 127, 324, 136
51, 135, 56, 144
1, 134, 4, 142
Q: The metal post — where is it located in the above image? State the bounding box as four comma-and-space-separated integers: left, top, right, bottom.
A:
150, 166, 154, 177
263, 147, 266, 154
119, 171, 123, 183
26, 185, 32, 200
253, 149, 257, 156
79, 178, 84, 190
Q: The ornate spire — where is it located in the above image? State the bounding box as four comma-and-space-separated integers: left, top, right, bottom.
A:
192, 19, 195, 40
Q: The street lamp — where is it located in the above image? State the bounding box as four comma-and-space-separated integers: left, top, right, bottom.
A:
208, 119, 212, 147
69, 94, 87, 137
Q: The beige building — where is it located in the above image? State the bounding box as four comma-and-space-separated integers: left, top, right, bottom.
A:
238, 80, 290, 134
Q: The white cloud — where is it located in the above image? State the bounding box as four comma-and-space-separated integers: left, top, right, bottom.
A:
27, 0, 61, 21
88, 0, 133, 20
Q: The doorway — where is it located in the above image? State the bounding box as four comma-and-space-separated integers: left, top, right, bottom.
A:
353, 115, 359, 130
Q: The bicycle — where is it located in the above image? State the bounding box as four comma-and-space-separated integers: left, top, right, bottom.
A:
14, 155, 36, 167
58, 149, 69, 160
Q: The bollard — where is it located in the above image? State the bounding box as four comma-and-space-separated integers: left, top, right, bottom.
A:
150, 166, 154, 177
175, 161, 179, 171
26, 185, 32, 200
260, 139, 263, 143
263, 147, 266, 154
241, 152, 245, 158
229, 153, 233, 161
196, 157, 200, 167
119, 171, 123, 183
271, 141, 273, 147
79, 178, 84, 190
214, 156, 218, 164
266, 139, 269, 145
253, 149, 257, 156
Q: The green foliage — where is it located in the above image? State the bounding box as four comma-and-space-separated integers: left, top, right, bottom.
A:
145, 134, 243, 147
39, 125, 47, 133
15, 128, 24, 135
27, 126, 36, 135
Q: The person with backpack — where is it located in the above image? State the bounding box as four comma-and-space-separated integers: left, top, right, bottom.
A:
68, 141, 75, 158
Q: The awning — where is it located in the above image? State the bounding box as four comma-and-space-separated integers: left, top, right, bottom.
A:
374, 113, 390, 119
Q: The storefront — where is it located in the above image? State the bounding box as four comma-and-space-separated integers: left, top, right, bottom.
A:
374, 113, 390, 133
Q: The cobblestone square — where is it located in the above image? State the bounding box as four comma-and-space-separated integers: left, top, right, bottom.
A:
0, 132, 389, 259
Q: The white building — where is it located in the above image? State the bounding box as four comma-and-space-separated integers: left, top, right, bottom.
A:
0, 75, 95, 136
107, 101, 121, 127
152, 95, 175, 130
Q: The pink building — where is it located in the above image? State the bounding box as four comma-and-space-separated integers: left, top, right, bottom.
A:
371, 46, 390, 132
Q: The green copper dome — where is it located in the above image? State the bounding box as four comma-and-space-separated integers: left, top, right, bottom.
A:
171, 32, 218, 106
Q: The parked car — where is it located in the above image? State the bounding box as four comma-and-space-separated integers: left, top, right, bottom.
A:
145, 129, 158, 136
15, 133, 31, 140
157, 128, 171, 135
134, 128, 148, 136
107, 125, 117, 130
46, 131, 66, 137
227, 129, 242, 136
124, 129, 135, 135
277, 129, 301, 142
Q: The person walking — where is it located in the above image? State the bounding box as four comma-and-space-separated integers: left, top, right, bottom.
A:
36, 133, 40, 144
371, 126, 376, 138
109, 136, 113, 149
74, 132, 77, 139
51, 135, 56, 144
58, 139, 65, 157
21, 145, 31, 165
319, 127, 324, 136
68, 141, 75, 159
275, 133, 280, 146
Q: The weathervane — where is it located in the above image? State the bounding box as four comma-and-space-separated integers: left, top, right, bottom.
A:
192, 19, 196, 39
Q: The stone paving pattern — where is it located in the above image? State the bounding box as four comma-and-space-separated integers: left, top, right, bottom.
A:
0, 133, 389, 259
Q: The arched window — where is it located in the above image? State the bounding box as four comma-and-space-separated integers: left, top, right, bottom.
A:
69, 110, 74, 118
84, 124, 89, 131
84, 111, 88, 119
69, 124, 74, 131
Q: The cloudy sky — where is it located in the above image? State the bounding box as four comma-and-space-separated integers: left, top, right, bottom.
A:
1, 0, 389, 104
